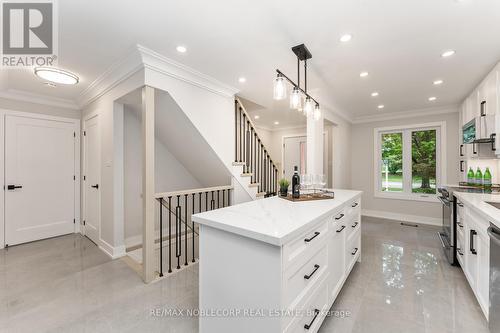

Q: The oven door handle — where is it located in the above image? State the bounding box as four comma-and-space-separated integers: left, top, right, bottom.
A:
438, 196, 450, 206
437, 232, 446, 249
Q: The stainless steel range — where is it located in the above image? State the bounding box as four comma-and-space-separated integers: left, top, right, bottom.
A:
437, 185, 500, 265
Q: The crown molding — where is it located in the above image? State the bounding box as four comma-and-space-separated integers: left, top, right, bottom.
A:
139, 45, 239, 98
255, 124, 306, 132
77, 44, 239, 107
352, 104, 459, 124
77, 45, 144, 107
0, 89, 79, 110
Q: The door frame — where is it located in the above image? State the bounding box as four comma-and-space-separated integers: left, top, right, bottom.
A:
0, 109, 80, 249
82, 112, 101, 244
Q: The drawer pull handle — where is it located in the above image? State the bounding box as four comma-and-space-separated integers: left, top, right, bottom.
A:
351, 222, 358, 228
352, 202, 358, 207
304, 232, 320, 243
304, 309, 320, 330
458, 223, 463, 228
457, 248, 464, 256
351, 247, 358, 255
470, 230, 477, 255
336, 226, 346, 233
304, 264, 320, 280
335, 214, 345, 220
457, 202, 464, 207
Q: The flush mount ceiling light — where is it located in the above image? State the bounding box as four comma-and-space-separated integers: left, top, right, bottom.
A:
360, 71, 369, 78
441, 50, 455, 58
238, 77, 246, 83
340, 34, 352, 42
428, 96, 437, 101
176, 45, 187, 53
254, 115, 260, 119
371, 92, 379, 97
377, 104, 385, 109
274, 121, 280, 125
273, 43, 322, 120
34, 67, 79, 85
433, 79, 444, 85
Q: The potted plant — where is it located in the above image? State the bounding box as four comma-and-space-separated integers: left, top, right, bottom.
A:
279, 178, 290, 197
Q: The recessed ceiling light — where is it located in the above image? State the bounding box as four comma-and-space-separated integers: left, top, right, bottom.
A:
340, 34, 352, 42
433, 80, 444, 85
44, 82, 56, 88
176, 45, 187, 53
441, 50, 455, 58
34, 67, 79, 85
254, 115, 260, 119
274, 121, 279, 125
360, 72, 369, 78
371, 92, 379, 97
238, 77, 246, 83
377, 104, 385, 109
428, 97, 437, 101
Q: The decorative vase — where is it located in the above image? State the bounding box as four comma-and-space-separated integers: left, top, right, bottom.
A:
280, 186, 288, 197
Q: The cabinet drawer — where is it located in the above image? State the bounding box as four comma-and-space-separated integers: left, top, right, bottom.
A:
457, 218, 465, 240
457, 232, 465, 267
345, 229, 361, 273
345, 198, 361, 218
283, 242, 328, 308
283, 219, 329, 270
284, 277, 329, 333
346, 216, 360, 241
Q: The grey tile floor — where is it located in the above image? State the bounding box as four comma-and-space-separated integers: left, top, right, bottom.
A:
0, 217, 490, 333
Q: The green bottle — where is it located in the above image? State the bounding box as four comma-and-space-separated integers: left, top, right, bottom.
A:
467, 167, 475, 185
475, 167, 483, 186
484, 167, 492, 188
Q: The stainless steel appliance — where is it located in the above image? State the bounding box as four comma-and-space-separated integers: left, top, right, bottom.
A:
488, 223, 500, 332
437, 187, 456, 265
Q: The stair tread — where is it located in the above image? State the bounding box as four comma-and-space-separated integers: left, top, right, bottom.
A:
248, 183, 260, 187
232, 162, 246, 166
241, 173, 253, 177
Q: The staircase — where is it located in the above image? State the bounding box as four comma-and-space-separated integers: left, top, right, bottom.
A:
233, 98, 279, 199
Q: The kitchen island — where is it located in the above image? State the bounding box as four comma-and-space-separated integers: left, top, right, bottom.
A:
192, 189, 362, 333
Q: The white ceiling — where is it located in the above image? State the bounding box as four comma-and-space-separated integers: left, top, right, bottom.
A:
3, 0, 500, 126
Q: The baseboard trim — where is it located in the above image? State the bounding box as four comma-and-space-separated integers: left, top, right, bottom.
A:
99, 239, 126, 259
362, 209, 441, 227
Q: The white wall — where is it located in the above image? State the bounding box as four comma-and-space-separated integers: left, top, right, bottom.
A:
123, 106, 202, 244
351, 109, 460, 224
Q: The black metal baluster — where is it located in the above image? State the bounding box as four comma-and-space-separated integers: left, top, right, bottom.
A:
205, 191, 208, 212
211, 191, 215, 210
199, 192, 202, 213
243, 113, 246, 169
217, 190, 220, 208
234, 101, 238, 162
222, 189, 225, 207
239, 107, 243, 162
228, 188, 231, 206
176, 195, 181, 270
184, 194, 188, 266
168, 196, 172, 273
246, 121, 250, 174
159, 198, 163, 277
192, 193, 195, 263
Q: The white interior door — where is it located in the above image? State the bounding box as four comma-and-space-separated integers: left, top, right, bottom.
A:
283, 136, 307, 182
5, 115, 76, 246
83, 115, 100, 244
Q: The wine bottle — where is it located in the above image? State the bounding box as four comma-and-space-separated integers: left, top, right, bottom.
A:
484, 167, 492, 189
467, 167, 475, 186
292, 166, 300, 199
475, 167, 483, 186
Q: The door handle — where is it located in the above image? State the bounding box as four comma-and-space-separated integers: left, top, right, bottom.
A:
91, 184, 99, 189
6, 185, 22, 190
470, 229, 477, 255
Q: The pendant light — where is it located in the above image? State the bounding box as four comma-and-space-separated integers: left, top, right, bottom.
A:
290, 87, 302, 109
273, 73, 287, 100
304, 97, 313, 117
313, 104, 321, 120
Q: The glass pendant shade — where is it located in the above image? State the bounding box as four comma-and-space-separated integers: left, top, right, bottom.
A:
313, 104, 321, 120
273, 75, 287, 100
304, 97, 314, 117
290, 87, 302, 109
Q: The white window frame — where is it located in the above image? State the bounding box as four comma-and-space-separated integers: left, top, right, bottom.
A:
373, 122, 446, 203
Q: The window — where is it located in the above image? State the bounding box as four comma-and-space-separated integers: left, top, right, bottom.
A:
375, 123, 445, 202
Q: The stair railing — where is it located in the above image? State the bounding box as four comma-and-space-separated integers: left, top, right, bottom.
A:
155, 185, 233, 277
235, 98, 278, 197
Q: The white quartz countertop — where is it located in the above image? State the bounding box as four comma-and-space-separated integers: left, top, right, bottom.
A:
192, 189, 362, 246
453, 191, 500, 228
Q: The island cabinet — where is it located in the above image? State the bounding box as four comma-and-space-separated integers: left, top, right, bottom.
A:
194, 190, 362, 333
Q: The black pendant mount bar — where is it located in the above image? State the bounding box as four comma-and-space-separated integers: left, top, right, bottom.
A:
276, 69, 320, 107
